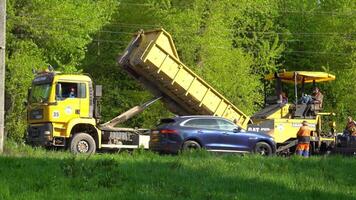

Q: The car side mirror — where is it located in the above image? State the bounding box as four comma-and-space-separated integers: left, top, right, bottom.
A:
55, 83, 62, 100
233, 127, 241, 133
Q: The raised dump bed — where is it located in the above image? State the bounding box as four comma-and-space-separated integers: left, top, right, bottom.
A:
119, 28, 250, 129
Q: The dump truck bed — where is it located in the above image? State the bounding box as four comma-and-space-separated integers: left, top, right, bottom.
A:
118, 29, 250, 129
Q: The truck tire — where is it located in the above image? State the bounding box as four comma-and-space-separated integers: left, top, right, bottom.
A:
182, 140, 201, 151
70, 133, 96, 154
254, 142, 272, 156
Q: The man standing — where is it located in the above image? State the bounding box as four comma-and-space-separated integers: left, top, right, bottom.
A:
296, 121, 311, 157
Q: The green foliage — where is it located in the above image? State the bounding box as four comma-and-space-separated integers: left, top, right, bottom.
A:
81, 0, 172, 127
5, 0, 117, 140
278, 0, 356, 127
149, 0, 285, 114
11, 0, 117, 68
332, 68, 356, 125
81, 0, 286, 125
5, 40, 47, 141
1, 145, 356, 199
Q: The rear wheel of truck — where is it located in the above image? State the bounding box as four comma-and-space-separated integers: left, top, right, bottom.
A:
254, 142, 273, 156
70, 133, 96, 154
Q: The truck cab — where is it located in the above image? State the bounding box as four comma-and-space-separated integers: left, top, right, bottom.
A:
26, 69, 152, 154
26, 71, 101, 150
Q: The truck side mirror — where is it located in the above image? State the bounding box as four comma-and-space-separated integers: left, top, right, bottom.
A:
56, 83, 62, 99
95, 85, 102, 97
27, 88, 31, 101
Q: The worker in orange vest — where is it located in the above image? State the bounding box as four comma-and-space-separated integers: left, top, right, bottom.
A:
296, 121, 311, 157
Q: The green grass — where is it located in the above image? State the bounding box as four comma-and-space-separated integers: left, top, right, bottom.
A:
1, 141, 356, 200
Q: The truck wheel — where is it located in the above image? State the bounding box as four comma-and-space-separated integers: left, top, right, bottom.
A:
70, 133, 96, 154
254, 142, 272, 156
182, 140, 201, 151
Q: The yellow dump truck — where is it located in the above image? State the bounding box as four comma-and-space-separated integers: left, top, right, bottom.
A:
26, 71, 159, 153
26, 28, 336, 155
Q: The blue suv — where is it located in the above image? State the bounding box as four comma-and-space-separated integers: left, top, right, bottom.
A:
150, 116, 276, 155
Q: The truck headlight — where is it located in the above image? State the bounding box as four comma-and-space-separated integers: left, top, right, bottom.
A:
30, 109, 43, 120
34, 114, 43, 120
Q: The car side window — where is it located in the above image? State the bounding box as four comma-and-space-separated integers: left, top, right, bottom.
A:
183, 119, 219, 129
216, 119, 237, 131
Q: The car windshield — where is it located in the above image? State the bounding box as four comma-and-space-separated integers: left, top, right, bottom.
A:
30, 84, 52, 103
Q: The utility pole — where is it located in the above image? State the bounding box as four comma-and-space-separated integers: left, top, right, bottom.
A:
0, 0, 6, 154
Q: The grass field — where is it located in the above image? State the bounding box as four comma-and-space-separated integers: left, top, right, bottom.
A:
1, 141, 356, 200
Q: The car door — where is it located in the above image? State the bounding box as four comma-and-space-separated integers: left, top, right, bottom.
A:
216, 119, 250, 152
182, 118, 225, 150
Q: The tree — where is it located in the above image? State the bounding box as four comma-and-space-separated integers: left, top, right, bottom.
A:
278, 0, 356, 127
5, 0, 116, 140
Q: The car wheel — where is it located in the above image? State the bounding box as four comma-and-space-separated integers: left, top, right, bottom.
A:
70, 133, 96, 154
182, 140, 201, 151
254, 142, 272, 156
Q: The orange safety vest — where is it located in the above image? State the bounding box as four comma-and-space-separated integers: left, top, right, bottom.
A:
297, 125, 311, 143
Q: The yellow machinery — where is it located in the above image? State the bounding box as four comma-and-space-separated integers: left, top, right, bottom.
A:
26, 28, 336, 154
249, 71, 336, 154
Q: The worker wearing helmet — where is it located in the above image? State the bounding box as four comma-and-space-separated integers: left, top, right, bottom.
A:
296, 121, 311, 157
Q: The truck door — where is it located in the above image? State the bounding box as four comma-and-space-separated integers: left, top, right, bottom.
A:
78, 82, 90, 118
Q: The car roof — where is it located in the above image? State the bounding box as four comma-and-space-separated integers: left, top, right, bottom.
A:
159, 115, 245, 130
173, 115, 230, 120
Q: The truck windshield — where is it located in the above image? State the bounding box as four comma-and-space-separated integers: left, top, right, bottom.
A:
30, 84, 52, 103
